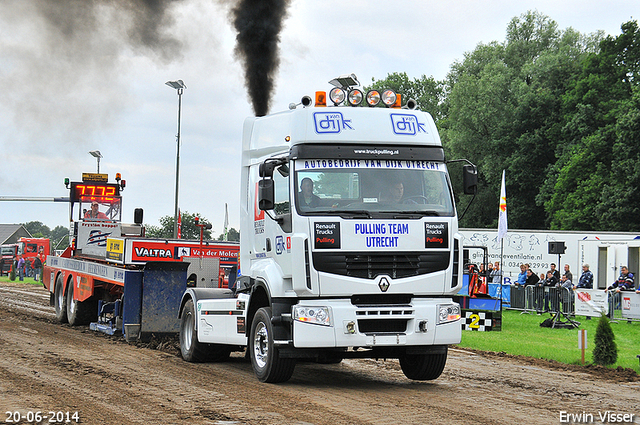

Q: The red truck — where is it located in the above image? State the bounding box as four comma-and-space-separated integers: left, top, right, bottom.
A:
0, 238, 51, 276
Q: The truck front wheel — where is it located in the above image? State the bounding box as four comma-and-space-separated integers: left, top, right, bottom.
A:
180, 299, 231, 362
249, 307, 295, 383
54, 275, 67, 323
399, 347, 448, 380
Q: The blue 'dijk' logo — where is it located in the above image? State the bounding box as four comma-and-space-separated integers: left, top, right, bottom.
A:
314, 112, 353, 134
390, 113, 427, 135
275, 236, 285, 255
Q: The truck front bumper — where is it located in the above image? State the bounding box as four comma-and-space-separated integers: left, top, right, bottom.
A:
291, 298, 461, 349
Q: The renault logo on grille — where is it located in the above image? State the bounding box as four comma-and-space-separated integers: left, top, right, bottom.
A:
378, 277, 390, 292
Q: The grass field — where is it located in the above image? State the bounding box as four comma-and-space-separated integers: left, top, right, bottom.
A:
458, 309, 640, 373
2, 277, 638, 374
1, 276, 43, 286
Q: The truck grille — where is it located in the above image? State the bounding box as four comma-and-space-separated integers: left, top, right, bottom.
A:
312, 252, 449, 279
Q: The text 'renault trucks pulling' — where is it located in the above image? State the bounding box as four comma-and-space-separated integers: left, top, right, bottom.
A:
178, 74, 478, 383
42, 173, 238, 341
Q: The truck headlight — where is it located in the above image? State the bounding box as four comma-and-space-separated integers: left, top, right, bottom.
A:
437, 303, 461, 324
293, 306, 332, 327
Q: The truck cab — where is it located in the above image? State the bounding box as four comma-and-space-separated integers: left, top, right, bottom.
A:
179, 76, 477, 383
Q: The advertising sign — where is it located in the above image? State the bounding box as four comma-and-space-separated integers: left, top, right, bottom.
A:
574, 289, 609, 317
621, 292, 640, 319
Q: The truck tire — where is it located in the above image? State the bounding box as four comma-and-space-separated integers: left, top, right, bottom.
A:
399, 347, 448, 381
249, 307, 296, 383
54, 274, 68, 323
179, 299, 231, 362
66, 282, 97, 326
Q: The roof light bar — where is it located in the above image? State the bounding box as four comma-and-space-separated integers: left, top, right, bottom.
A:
329, 87, 345, 105
366, 90, 381, 107
381, 89, 397, 107
347, 89, 363, 106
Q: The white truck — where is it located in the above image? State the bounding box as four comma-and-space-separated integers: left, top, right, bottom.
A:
178, 76, 477, 383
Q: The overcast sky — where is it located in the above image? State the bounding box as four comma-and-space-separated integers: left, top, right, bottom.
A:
0, 0, 637, 236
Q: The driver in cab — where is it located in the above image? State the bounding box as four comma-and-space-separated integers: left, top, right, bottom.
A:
84, 201, 109, 220
384, 182, 405, 203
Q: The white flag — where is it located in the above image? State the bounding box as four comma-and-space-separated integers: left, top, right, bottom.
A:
223, 203, 229, 241
498, 170, 508, 241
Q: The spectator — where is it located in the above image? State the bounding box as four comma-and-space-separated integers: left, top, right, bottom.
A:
560, 274, 572, 289
33, 254, 43, 282
25, 258, 32, 277
490, 261, 502, 284
516, 264, 527, 286
539, 271, 558, 312
563, 264, 573, 283
550, 263, 561, 281
17, 255, 25, 281
478, 263, 488, 284
574, 264, 593, 290
541, 270, 559, 288
605, 266, 635, 293
487, 262, 494, 277
525, 269, 540, 286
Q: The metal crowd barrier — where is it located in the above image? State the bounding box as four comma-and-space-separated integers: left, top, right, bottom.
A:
608, 291, 640, 322
507, 285, 574, 315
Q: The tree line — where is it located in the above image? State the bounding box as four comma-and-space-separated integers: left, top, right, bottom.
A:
367, 11, 640, 231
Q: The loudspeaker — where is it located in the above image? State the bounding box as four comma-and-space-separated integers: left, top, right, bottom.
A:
548, 241, 566, 254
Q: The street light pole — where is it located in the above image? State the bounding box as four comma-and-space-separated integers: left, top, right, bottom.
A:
166, 80, 186, 239
89, 150, 102, 173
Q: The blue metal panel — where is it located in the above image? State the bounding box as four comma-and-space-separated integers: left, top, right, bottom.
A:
139, 262, 189, 338
123, 269, 143, 341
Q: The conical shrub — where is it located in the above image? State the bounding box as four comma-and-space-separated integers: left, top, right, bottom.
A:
592, 314, 617, 366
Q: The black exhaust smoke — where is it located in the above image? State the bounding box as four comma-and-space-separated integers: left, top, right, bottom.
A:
231, 0, 291, 117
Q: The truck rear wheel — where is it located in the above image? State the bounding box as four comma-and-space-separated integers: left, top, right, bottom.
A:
399, 347, 448, 380
54, 274, 68, 323
249, 307, 296, 383
180, 299, 231, 362
66, 282, 97, 326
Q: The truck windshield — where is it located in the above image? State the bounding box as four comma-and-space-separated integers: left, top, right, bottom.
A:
294, 159, 454, 217
79, 198, 122, 222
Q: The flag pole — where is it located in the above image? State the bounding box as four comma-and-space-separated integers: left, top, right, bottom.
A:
498, 170, 507, 314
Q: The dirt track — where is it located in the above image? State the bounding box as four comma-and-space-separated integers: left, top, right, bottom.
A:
1, 281, 638, 425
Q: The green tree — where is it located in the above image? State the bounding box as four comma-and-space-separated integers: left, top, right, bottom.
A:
23, 221, 51, 238
145, 211, 213, 240
365, 72, 446, 121
218, 227, 240, 242
442, 11, 596, 229
51, 225, 70, 251
544, 20, 640, 230
592, 314, 618, 366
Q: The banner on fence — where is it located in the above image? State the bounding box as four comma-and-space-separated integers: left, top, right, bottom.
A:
574, 289, 609, 317
621, 292, 640, 319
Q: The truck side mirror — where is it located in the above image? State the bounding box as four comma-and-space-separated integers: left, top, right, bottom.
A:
258, 179, 275, 210
462, 165, 478, 195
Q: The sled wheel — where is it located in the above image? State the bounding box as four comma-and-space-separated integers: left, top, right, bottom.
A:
54, 274, 68, 323
66, 281, 97, 326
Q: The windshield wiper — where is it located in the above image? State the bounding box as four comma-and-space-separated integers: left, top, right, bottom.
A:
392, 210, 442, 217
320, 210, 371, 218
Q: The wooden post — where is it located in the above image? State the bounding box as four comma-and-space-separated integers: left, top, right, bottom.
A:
578, 329, 587, 365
